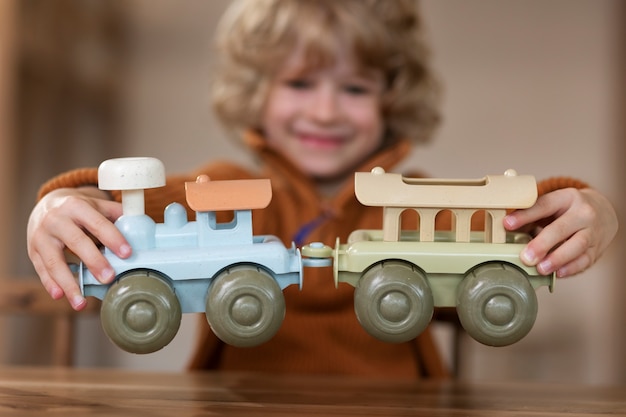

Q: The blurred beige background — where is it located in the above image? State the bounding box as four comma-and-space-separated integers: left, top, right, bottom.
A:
1, 0, 624, 384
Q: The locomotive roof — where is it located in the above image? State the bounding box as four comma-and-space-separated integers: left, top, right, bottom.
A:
185, 176, 272, 212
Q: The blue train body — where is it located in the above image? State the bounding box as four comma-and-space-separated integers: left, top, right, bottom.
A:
80, 204, 303, 312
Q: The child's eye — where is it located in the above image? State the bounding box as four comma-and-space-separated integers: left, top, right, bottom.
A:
284, 79, 312, 90
343, 84, 369, 95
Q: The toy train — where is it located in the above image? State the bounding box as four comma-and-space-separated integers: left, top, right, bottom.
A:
77, 157, 554, 354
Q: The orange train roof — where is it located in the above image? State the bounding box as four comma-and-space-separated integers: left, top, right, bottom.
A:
185, 175, 272, 212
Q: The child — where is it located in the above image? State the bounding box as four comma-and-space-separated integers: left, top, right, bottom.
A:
27, 0, 618, 379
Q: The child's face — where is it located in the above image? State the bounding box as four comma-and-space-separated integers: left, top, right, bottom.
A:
261, 48, 386, 182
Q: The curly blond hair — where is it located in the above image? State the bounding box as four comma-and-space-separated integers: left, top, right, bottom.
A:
211, 0, 441, 144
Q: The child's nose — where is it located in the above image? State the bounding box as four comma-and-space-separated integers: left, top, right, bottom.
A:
306, 87, 339, 123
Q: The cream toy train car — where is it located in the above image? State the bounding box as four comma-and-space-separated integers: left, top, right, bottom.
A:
303, 167, 554, 347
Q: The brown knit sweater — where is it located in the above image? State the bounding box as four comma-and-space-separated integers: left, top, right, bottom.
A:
38, 131, 588, 379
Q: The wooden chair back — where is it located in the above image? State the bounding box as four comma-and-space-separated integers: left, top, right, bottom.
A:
0, 278, 99, 366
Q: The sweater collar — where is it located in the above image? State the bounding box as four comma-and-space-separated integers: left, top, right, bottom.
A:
242, 129, 413, 212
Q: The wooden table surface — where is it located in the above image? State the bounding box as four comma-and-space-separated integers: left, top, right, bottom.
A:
0, 366, 624, 416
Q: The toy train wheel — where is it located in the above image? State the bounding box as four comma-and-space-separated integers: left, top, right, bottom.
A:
100, 270, 182, 354
206, 265, 285, 347
456, 263, 537, 347
354, 261, 434, 343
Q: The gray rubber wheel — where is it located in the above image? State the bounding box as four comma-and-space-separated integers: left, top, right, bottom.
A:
456, 263, 538, 347
206, 266, 285, 347
354, 261, 434, 343
101, 271, 182, 354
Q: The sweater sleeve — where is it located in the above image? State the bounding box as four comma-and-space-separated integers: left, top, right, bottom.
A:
536, 176, 588, 196
37, 167, 100, 201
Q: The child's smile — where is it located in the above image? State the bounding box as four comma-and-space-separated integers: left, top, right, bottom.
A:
299, 136, 346, 151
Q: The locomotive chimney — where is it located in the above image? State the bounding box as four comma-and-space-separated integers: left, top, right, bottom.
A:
98, 157, 166, 216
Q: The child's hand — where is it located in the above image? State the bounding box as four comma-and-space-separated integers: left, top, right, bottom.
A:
26, 187, 132, 310
504, 188, 618, 278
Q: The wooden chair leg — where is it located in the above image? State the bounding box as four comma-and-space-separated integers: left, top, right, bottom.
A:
52, 316, 73, 367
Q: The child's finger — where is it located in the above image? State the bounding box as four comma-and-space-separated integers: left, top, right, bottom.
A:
538, 233, 592, 277
47, 220, 116, 285
520, 216, 580, 268
34, 245, 87, 310
31, 252, 65, 300
505, 190, 570, 231
57, 198, 129, 260
554, 253, 593, 278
